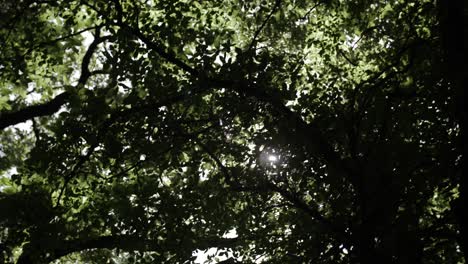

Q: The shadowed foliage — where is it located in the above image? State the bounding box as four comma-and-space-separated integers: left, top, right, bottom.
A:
0, 0, 466, 263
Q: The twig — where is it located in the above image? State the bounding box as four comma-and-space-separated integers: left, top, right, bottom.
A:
123, 25, 198, 76
248, 0, 282, 51
54, 140, 99, 208
21, 25, 102, 57
338, 49, 358, 66
300, 2, 322, 21
53, 29, 113, 207
195, 140, 233, 183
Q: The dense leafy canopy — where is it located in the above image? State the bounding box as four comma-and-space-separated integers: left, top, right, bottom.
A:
0, 0, 466, 263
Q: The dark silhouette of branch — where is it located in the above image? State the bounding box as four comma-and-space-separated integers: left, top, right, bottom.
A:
197, 140, 350, 243
54, 139, 100, 207
0, 29, 111, 131
17, 235, 238, 264
214, 79, 359, 189
196, 140, 234, 184
122, 22, 358, 191
248, 0, 282, 51
22, 25, 102, 57
78, 30, 112, 84
300, 2, 322, 20
0, 92, 69, 130
338, 49, 358, 66
111, 0, 123, 24
124, 26, 198, 76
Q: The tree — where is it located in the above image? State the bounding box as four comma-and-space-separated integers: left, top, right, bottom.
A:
0, 0, 465, 263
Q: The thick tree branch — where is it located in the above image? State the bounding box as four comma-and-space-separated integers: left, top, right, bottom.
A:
0, 92, 69, 130
0, 30, 111, 131
17, 235, 238, 264
78, 31, 112, 84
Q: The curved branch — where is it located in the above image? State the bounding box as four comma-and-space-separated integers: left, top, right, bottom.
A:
0, 30, 111, 131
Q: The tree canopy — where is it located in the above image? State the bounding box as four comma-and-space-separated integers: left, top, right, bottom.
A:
0, 0, 466, 263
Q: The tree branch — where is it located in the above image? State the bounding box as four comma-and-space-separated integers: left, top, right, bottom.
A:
121, 24, 357, 190
197, 140, 350, 243
17, 235, 238, 264
248, 0, 282, 51
300, 2, 322, 21
123, 25, 198, 76
0, 92, 69, 130
0, 30, 111, 131
209, 78, 359, 188
22, 25, 102, 57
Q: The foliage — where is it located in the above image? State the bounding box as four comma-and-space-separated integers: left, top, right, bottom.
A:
0, 0, 465, 263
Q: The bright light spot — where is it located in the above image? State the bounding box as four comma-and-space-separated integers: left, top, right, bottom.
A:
259, 149, 281, 167
268, 155, 278, 162
13, 120, 33, 132
193, 248, 218, 263
120, 78, 132, 89
5, 167, 17, 178
82, 31, 94, 47
129, 194, 137, 203
222, 229, 238, 238
345, 35, 360, 49
193, 247, 235, 264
